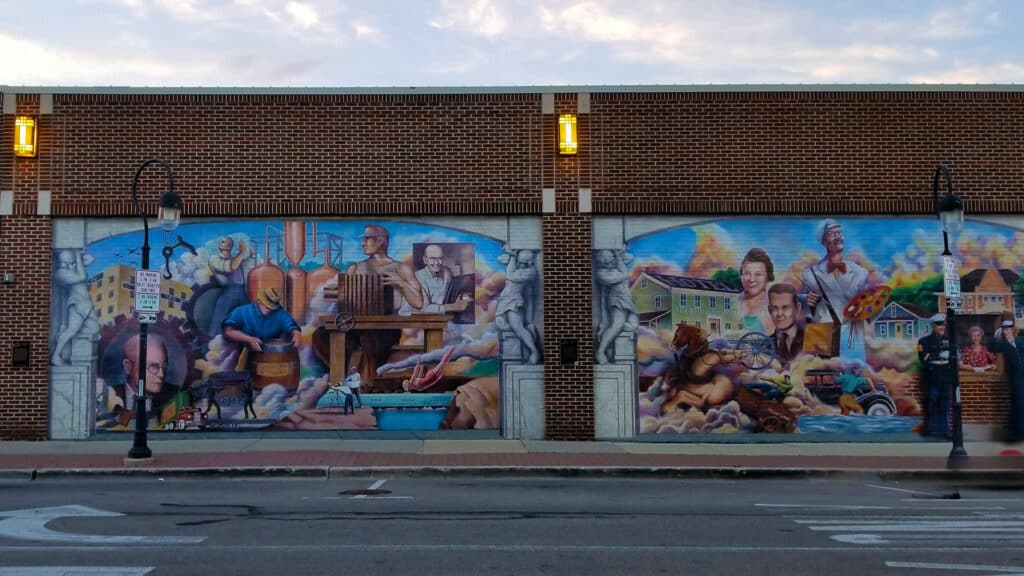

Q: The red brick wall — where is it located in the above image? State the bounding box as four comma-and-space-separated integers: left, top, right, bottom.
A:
0, 215, 52, 440
4, 87, 1024, 440
1, 94, 52, 440
590, 90, 1024, 215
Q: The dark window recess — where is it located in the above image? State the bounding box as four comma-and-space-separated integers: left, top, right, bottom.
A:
559, 339, 578, 365
12, 341, 30, 367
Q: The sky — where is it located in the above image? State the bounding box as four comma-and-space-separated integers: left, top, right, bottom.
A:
2, 0, 1023, 87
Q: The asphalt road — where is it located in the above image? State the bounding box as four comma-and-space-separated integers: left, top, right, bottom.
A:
1, 475, 1023, 575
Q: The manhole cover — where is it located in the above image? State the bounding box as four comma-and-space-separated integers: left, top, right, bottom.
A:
341, 489, 392, 496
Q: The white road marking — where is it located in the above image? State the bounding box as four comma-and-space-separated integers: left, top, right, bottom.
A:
757, 504, 890, 510
886, 561, 1024, 573
835, 533, 1024, 545
865, 484, 940, 496
0, 568, 153, 575
792, 514, 1024, 544
351, 479, 413, 500
796, 517, 1020, 524
811, 524, 1024, 532
0, 505, 205, 545
902, 498, 1024, 503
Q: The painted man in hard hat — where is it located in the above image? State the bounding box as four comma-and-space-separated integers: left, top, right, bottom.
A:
918, 313, 952, 438
346, 224, 423, 314
222, 287, 301, 352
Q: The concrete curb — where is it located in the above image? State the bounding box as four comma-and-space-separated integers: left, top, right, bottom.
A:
5, 466, 1021, 482
325, 466, 1024, 482
30, 466, 330, 479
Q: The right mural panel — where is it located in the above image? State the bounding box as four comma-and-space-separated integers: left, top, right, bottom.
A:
616, 216, 1023, 435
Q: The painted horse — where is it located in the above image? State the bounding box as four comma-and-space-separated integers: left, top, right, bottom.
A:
650, 323, 740, 414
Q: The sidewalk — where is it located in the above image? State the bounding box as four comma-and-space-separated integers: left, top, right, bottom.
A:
1, 434, 1022, 480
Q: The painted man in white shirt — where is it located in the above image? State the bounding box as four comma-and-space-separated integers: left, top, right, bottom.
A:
343, 366, 363, 408
409, 244, 471, 315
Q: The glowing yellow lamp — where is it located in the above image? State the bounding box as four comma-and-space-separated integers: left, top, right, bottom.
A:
558, 114, 578, 155
14, 116, 37, 158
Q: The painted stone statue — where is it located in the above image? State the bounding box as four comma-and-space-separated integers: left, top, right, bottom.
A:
594, 249, 638, 364
51, 248, 99, 365
495, 246, 541, 364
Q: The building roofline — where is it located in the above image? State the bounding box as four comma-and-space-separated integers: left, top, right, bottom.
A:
3, 84, 1024, 95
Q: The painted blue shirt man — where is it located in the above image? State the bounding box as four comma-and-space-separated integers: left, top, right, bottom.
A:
222, 287, 301, 352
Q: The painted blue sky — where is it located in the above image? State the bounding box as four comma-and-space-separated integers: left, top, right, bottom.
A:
2, 1, 1023, 86
86, 219, 505, 279
628, 217, 1024, 286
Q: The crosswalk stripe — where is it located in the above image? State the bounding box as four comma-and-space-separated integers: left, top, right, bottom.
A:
886, 561, 1024, 573
811, 526, 1024, 532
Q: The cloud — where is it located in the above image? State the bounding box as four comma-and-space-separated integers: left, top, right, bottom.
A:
848, 1, 1001, 41
285, 1, 320, 28
0, 32, 184, 85
919, 0, 1001, 40
6, 0, 1024, 87
429, 0, 509, 39
686, 225, 739, 278
908, 62, 1024, 83
353, 22, 385, 43
427, 49, 489, 75
539, 2, 696, 64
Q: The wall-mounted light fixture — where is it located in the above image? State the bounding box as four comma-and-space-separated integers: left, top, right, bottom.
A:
14, 116, 37, 157
1, 272, 15, 285
558, 114, 578, 155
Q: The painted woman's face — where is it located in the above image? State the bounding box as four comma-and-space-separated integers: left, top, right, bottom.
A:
741, 261, 768, 297
971, 330, 983, 344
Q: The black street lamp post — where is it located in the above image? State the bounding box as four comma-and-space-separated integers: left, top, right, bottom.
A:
126, 158, 184, 461
932, 165, 968, 469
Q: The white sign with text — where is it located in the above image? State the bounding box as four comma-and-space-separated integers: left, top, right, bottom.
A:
134, 269, 161, 313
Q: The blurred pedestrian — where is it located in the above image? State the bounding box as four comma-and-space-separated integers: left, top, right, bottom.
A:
987, 319, 1024, 443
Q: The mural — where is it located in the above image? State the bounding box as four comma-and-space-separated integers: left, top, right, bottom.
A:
52, 219, 542, 432
606, 217, 1024, 435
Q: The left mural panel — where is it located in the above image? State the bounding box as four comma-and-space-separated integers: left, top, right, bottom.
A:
50, 219, 543, 432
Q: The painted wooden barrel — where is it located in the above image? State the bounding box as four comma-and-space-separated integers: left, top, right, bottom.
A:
252, 339, 300, 390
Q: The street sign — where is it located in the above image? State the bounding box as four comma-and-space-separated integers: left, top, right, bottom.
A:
137, 312, 157, 324
942, 255, 961, 299
134, 269, 161, 314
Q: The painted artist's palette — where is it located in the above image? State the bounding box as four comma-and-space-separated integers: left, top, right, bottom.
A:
843, 285, 892, 321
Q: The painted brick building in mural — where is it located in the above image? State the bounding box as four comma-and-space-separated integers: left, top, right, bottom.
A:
4, 85, 1024, 441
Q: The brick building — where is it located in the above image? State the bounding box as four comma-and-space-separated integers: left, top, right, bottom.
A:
3, 85, 1023, 442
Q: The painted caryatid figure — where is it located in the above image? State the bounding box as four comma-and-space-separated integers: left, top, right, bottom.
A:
594, 249, 638, 364
51, 248, 99, 365
495, 247, 541, 364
